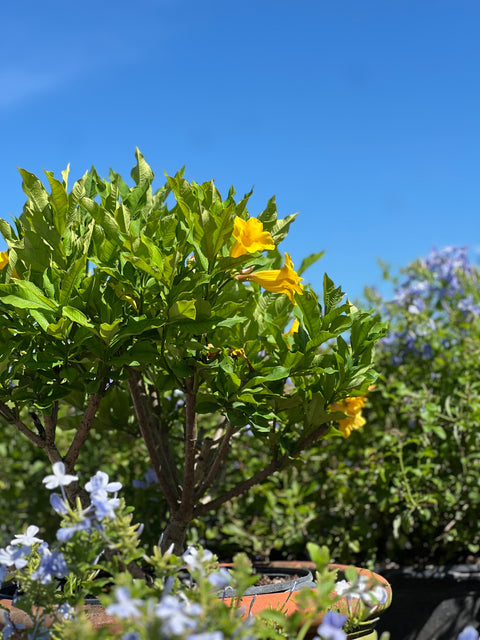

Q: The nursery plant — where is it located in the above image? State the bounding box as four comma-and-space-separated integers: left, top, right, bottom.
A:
0, 149, 386, 555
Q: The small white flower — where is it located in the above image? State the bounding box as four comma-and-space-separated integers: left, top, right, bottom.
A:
42, 462, 78, 489
182, 546, 213, 574
334, 579, 351, 596
10, 525, 42, 547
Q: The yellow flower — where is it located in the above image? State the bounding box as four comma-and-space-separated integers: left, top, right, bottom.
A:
0, 251, 18, 278
0, 252, 9, 270
329, 395, 367, 439
230, 217, 275, 258
238, 253, 303, 305
284, 318, 300, 337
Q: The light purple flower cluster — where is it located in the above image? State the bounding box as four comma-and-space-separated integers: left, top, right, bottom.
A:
105, 585, 226, 639
46, 464, 122, 541
393, 246, 479, 316
0, 524, 68, 592
383, 246, 480, 364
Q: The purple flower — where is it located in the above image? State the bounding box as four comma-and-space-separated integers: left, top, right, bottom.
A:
55, 603, 75, 620
43, 462, 78, 489
31, 543, 68, 584
105, 586, 143, 619
208, 568, 232, 589
2, 610, 26, 639
182, 546, 213, 574
91, 496, 120, 521
132, 468, 158, 489
0, 545, 30, 569
56, 518, 92, 542
155, 594, 202, 635
0, 564, 6, 584
50, 493, 69, 515
85, 471, 122, 500
315, 611, 347, 640
458, 626, 479, 640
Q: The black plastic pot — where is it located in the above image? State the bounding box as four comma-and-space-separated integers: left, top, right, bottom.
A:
376, 564, 480, 640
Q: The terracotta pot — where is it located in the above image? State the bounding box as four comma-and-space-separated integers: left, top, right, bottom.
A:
0, 561, 391, 638
0, 595, 122, 635
222, 560, 391, 638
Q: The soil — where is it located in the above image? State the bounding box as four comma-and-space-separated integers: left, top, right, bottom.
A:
254, 573, 302, 586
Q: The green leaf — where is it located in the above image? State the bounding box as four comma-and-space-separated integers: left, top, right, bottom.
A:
18, 168, 49, 212
62, 305, 94, 328
131, 148, 154, 186
100, 320, 123, 343
168, 300, 196, 321
59, 256, 87, 306
0, 281, 58, 311
0, 219, 15, 241
298, 251, 324, 275
30, 309, 52, 332
323, 273, 345, 315
44, 170, 68, 235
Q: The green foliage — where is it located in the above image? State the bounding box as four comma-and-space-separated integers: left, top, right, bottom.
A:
0, 150, 385, 552
202, 247, 480, 567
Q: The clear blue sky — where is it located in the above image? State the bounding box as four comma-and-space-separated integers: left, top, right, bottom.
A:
2, 0, 479, 302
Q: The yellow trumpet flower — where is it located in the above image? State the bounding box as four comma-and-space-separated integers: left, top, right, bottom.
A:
230, 217, 275, 258
0, 251, 18, 278
284, 318, 300, 337
238, 253, 303, 305
329, 396, 367, 439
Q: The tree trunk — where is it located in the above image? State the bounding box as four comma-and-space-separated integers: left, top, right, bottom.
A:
160, 512, 192, 555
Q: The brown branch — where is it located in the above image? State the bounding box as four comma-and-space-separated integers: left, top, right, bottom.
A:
193, 423, 329, 517
64, 391, 104, 470
180, 376, 197, 514
127, 368, 180, 510
64, 371, 109, 469
149, 386, 180, 489
194, 421, 235, 500
0, 401, 45, 447
43, 401, 58, 447
29, 412, 45, 438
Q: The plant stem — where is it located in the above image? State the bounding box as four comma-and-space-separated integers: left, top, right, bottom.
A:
181, 376, 197, 514
194, 421, 235, 500
127, 367, 180, 510
0, 401, 45, 447
194, 423, 329, 517
64, 390, 106, 470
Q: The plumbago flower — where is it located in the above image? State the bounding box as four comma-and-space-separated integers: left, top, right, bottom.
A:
0, 466, 388, 640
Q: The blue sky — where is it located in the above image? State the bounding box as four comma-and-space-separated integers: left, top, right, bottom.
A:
1, 0, 479, 302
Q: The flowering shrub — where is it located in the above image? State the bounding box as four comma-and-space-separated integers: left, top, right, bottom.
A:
0, 465, 389, 640
0, 151, 386, 553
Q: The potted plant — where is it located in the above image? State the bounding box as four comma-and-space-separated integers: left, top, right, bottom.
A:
0, 150, 388, 633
